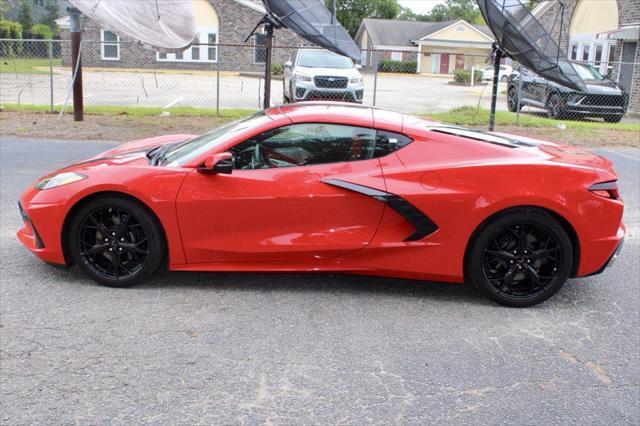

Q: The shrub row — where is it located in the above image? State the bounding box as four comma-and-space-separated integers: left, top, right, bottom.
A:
377, 59, 417, 73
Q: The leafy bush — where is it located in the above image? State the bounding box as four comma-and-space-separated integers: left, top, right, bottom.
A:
378, 59, 417, 73
453, 68, 482, 84
271, 62, 284, 75
0, 20, 23, 39
30, 24, 52, 40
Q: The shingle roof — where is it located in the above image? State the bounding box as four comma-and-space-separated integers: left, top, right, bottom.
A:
359, 18, 493, 48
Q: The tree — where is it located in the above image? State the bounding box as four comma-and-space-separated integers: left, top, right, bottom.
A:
428, 4, 450, 21
325, 0, 401, 37
17, 0, 32, 32
397, 0, 484, 24
41, 0, 59, 33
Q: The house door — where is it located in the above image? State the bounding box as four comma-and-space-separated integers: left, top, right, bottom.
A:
440, 54, 450, 74
620, 42, 637, 93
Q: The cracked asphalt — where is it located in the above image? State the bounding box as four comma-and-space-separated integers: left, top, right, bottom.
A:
1, 137, 638, 424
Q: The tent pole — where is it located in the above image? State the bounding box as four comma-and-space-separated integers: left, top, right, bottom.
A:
263, 22, 274, 109
69, 7, 84, 122
489, 44, 502, 131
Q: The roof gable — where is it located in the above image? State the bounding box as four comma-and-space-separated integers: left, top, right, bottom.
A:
418, 20, 494, 43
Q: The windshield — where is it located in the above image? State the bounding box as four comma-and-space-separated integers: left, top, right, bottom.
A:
297, 50, 353, 69
160, 112, 266, 166
573, 63, 605, 81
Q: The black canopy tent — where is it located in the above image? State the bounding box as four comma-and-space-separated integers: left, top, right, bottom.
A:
476, 0, 587, 130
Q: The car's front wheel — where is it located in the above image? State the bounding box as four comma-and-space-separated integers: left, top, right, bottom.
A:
68, 195, 166, 287
546, 93, 566, 119
467, 209, 573, 307
507, 86, 521, 112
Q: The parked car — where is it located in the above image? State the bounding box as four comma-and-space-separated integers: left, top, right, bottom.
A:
481, 64, 513, 82
17, 102, 624, 307
283, 49, 364, 103
506, 63, 629, 122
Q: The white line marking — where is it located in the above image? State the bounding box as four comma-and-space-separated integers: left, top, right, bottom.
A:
163, 96, 183, 109
600, 149, 640, 162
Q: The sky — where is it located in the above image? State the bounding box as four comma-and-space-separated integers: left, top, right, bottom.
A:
397, 0, 446, 15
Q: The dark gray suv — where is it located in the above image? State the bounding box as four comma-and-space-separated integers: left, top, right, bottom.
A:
507, 63, 629, 122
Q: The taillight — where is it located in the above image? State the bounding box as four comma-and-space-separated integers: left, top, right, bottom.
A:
589, 181, 620, 200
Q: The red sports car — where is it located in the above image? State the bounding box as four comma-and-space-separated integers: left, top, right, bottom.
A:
17, 102, 624, 306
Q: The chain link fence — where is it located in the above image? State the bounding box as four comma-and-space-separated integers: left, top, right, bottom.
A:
1, 38, 638, 127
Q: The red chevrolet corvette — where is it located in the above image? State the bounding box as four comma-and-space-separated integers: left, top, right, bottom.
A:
18, 102, 624, 306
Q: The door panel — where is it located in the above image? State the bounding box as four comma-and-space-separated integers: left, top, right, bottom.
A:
176, 159, 386, 263
440, 54, 450, 74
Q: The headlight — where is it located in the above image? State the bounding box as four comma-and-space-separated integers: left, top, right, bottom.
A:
295, 73, 312, 82
350, 76, 363, 84
35, 172, 86, 190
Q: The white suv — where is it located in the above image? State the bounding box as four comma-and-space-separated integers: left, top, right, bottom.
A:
283, 49, 364, 104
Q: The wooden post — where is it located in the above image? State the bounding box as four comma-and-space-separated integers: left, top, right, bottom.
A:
69, 8, 84, 121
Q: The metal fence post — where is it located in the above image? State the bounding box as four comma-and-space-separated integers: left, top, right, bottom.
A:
516, 75, 522, 126
216, 44, 220, 116
48, 39, 54, 112
372, 51, 378, 107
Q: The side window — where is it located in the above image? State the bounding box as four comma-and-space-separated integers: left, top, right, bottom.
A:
373, 130, 412, 157
230, 123, 377, 170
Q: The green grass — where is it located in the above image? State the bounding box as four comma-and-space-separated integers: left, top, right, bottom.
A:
0, 57, 62, 75
428, 106, 640, 131
0, 103, 257, 118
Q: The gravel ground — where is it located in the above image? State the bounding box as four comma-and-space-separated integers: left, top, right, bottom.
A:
1, 138, 638, 424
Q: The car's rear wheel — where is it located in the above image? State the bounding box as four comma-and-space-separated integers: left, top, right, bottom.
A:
467, 209, 573, 307
68, 196, 165, 287
546, 93, 566, 119
283, 81, 290, 103
507, 86, 521, 112
604, 115, 622, 123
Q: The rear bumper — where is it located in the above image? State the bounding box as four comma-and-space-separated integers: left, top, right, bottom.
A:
578, 222, 625, 277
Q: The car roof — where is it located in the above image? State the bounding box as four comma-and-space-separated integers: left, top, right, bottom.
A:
267, 102, 405, 133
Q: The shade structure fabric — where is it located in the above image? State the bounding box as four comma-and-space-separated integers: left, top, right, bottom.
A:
68, 0, 197, 51
262, 0, 361, 61
477, 0, 586, 92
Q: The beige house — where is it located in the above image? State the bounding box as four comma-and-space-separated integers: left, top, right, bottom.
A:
355, 19, 495, 75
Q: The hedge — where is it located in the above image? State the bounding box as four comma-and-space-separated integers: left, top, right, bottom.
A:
453, 68, 482, 84
378, 59, 417, 73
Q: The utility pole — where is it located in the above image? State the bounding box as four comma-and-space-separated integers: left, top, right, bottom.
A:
68, 7, 84, 121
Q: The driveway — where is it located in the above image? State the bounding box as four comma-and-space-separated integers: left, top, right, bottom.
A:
1, 138, 638, 424
0, 71, 507, 114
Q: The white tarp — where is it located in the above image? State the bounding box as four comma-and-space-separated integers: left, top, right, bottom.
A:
68, 0, 197, 50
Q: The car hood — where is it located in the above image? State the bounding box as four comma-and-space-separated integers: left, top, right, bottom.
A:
296, 66, 361, 78
583, 80, 623, 95
54, 134, 195, 173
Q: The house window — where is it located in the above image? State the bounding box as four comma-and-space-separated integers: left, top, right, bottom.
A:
569, 44, 577, 60
33, 0, 44, 7
390, 51, 403, 61
156, 28, 218, 63
253, 33, 267, 64
594, 44, 603, 65
581, 44, 590, 61
101, 30, 120, 61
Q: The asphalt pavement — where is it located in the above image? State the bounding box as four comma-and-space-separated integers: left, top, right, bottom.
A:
1, 137, 638, 424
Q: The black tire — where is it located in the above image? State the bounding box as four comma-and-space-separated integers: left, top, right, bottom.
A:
546, 93, 565, 119
68, 195, 165, 287
507, 86, 521, 112
283, 81, 290, 103
467, 208, 573, 307
603, 115, 622, 123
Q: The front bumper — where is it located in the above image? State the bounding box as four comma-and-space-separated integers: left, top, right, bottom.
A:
17, 193, 69, 265
293, 80, 364, 103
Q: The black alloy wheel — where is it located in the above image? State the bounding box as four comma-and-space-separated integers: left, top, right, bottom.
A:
507, 86, 521, 112
69, 196, 165, 287
546, 93, 565, 119
468, 209, 572, 307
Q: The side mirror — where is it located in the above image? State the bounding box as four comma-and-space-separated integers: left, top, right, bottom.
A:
199, 152, 233, 174
284, 61, 292, 68
355, 64, 362, 70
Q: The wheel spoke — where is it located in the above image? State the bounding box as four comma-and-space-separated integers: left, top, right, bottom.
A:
528, 247, 559, 260
110, 249, 120, 276
525, 265, 543, 290
485, 250, 515, 261
120, 243, 147, 255
81, 243, 109, 256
